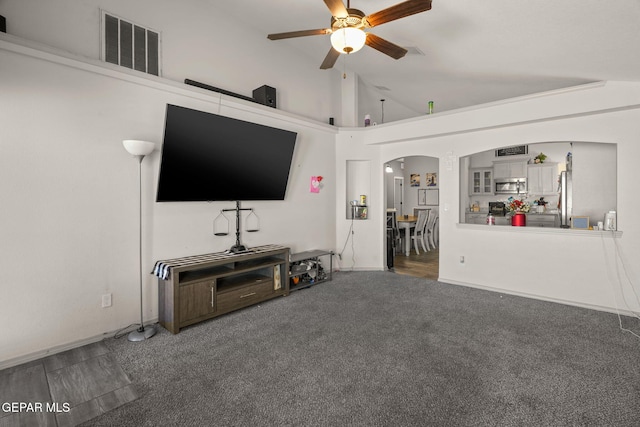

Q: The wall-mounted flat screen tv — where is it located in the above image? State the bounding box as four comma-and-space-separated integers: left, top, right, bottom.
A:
156, 104, 298, 202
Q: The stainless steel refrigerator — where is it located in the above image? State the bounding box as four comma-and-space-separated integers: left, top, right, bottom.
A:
559, 154, 573, 228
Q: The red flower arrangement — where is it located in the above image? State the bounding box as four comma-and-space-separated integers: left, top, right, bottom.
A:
506, 197, 530, 213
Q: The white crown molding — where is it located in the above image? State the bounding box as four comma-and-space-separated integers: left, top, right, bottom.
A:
0, 33, 337, 133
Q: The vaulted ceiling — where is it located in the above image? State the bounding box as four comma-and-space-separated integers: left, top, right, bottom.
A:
215, 0, 640, 119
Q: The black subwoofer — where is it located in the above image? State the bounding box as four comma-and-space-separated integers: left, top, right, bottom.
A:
253, 85, 276, 108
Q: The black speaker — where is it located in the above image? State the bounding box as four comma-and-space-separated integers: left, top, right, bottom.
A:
0, 15, 6, 33
253, 85, 276, 108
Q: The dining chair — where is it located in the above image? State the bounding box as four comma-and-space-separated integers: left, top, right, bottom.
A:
425, 211, 438, 250
411, 209, 429, 255
413, 207, 429, 218
433, 215, 439, 247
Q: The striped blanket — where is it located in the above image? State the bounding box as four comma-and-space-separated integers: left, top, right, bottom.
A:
151, 244, 287, 280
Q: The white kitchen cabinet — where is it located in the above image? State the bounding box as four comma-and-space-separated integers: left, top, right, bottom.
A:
470, 168, 493, 195
493, 160, 527, 179
465, 212, 486, 224
465, 212, 510, 225
528, 163, 558, 195
526, 213, 559, 227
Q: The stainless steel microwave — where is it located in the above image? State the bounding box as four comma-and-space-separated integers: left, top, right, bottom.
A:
495, 178, 527, 194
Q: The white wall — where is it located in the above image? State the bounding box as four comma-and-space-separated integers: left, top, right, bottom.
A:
0, 37, 336, 365
358, 80, 421, 126
336, 82, 640, 316
384, 157, 439, 214
572, 142, 617, 223
0, 0, 339, 122
335, 130, 383, 270
401, 156, 439, 215
384, 159, 404, 210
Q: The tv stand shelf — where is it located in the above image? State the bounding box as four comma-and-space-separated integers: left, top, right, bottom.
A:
153, 245, 290, 334
289, 249, 333, 292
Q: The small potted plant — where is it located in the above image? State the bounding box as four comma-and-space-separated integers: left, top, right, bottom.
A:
533, 153, 547, 164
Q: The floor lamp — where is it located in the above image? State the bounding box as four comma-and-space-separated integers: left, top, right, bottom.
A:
123, 139, 157, 342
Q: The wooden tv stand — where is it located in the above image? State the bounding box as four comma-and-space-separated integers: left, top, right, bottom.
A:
154, 245, 290, 334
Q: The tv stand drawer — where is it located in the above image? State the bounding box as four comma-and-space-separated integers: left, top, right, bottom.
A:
217, 279, 275, 314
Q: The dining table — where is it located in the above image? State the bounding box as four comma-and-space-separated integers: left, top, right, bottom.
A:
396, 215, 418, 256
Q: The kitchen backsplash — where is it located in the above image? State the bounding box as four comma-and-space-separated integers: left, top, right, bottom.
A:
468, 194, 560, 211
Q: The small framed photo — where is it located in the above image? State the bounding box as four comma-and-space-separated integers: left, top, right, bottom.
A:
571, 216, 589, 229
426, 172, 437, 187
410, 173, 420, 187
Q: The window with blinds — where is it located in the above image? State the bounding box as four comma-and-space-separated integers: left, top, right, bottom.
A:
102, 11, 160, 76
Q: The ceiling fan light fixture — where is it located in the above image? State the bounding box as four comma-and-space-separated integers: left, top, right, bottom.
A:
330, 27, 366, 54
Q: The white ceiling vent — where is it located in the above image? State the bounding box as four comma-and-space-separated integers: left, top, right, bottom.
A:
102, 11, 161, 76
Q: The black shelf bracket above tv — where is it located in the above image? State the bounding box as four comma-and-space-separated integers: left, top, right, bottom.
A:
184, 79, 257, 104
184, 79, 276, 109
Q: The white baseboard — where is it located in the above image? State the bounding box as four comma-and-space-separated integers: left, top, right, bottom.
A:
438, 276, 636, 317
0, 319, 158, 371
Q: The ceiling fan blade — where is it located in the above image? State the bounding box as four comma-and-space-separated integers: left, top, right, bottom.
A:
268, 28, 332, 40
366, 0, 432, 28
365, 33, 408, 60
320, 48, 340, 69
324, 0, 349, 18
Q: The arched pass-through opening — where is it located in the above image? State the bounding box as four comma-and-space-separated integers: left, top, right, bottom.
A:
384, 156, 439, 280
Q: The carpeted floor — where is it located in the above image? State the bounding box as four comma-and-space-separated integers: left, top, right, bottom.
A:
85, 271, 640, 426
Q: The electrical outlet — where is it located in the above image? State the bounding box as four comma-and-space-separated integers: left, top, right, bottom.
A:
459, 256, 465, 264
102, 293, 112, 308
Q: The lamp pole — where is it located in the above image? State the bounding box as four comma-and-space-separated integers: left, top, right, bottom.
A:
123, 140, 156, 342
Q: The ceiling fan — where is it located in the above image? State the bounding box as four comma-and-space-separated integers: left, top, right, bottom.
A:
267, 0, 432, 69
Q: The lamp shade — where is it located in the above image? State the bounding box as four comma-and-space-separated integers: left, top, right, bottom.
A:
331, 27, 366, 54
123, 140, 155, 156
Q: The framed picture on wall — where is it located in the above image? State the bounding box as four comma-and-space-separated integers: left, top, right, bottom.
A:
410, 173, 420, 187
418, 189, 426, 205
426, 172, 437, 187
425, 189, 439, 205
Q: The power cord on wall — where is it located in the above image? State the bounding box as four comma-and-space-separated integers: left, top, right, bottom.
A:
601, 230, 640, 339
338, 215, 356, 269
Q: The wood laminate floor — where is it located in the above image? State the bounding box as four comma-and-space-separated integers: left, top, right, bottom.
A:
0, 341, 137, 427
392, 247, 439, 280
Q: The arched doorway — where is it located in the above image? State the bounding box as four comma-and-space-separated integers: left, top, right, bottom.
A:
384, 156, 439, 280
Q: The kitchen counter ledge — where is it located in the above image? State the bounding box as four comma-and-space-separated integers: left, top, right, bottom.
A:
457, 223, 623, 238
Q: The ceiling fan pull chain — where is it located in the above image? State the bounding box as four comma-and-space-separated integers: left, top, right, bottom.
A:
343, 53, 347, 79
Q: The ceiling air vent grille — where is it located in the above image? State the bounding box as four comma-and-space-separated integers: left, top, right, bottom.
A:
102, 11, 160, 76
